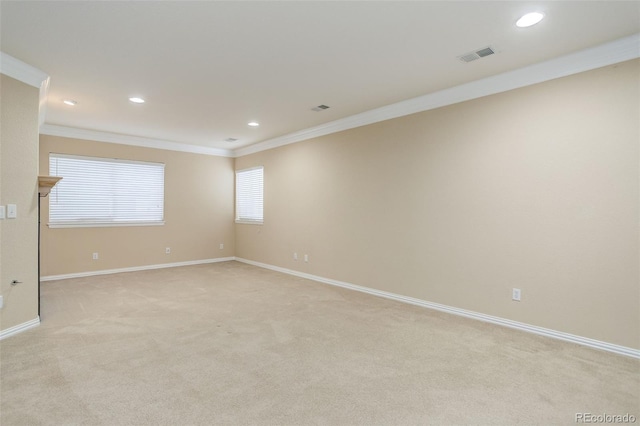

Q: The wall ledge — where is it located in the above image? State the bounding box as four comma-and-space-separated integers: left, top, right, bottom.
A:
234, 257, 640, 359
0, 317, 40, 340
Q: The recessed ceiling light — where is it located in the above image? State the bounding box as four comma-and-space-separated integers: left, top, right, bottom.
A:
224, 138, 238, 143
129, 97, 145, 104
516, 12, 544, 28
63, 99, 77, 106
247, 121, 260, 127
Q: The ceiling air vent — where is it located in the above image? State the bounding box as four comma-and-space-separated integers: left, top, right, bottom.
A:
458, 46, 495, 63
224, 138, 238, 143
311, 104, 330, 112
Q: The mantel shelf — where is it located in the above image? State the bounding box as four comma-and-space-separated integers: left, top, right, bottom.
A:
38, 175, 62, 195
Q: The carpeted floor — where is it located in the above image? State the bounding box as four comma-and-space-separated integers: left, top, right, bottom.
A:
1, 261, 638, 425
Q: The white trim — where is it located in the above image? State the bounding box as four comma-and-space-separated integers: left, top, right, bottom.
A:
51, 152, 165, 167
0, 52, 49, 89
27, 34, 639, 159
48, 221, 165, 229
236, 165, 264, 173
234, 257, 640, 359
41, 257, 235, 281
0, 317, 40, 340
39, 76, 50, 127
235, 220, 264, 225
0, 52, 51, 127
40, 124, 234, 158
233, 33, 640, 157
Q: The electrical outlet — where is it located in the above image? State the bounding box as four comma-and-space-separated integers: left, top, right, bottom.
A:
219, 243, 224, 250
512, 288, 521, 301
165, 247, 171, 254
92, 252, 99, 260
304, 254, 309, 263
293, 252, 298, 261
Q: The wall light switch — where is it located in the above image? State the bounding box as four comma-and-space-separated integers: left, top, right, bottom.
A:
7, 204, 16, 219
0, 295, 3, 309
0, 206, 5, 220
512, 288, 521, 301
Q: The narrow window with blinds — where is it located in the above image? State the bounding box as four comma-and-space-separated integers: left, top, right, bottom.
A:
235, 166, 263, 224
48, 153, 165, 228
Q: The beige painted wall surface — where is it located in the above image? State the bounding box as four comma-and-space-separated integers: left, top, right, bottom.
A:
39, 136, 235, 276
236, 59, 640, 349
0, 75, 40, 331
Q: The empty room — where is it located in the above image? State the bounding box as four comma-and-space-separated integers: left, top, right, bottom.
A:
1, 1, 638, 425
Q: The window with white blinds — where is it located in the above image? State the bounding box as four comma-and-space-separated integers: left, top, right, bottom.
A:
48, 153, 165, 228
235, 166, 263, 224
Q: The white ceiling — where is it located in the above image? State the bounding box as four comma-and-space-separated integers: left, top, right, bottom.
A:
1, 1, 639, 153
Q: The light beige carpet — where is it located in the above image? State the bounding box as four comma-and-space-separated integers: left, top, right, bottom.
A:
1, 261, 638, 425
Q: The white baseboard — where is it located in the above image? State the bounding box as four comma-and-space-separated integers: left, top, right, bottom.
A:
41, 257, 236, 282
235, 257, 640, 359
0, 317, 40, 340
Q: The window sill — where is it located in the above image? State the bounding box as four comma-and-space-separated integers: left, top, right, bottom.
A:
235, 220, 263, 225
48, 221, 165, 229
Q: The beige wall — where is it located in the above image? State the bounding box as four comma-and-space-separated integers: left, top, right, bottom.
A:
236, 59, 640, 349
0, 75, 40, 331
39, 135, 235, 276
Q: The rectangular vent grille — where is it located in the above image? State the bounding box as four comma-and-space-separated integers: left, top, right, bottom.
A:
460, 53, 480, 63
224, 138, 238, 143
312, 104, 330, 112
476, 47, 494, 57
458, 46, 495, 63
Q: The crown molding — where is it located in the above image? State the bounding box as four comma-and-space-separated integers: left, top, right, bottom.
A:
0, 52, 49, 89
234, 33, 640, 157
10, 33, 639, 159
0, 52, 51, 127
0, 51, 232, 158
40, 124, 234, 158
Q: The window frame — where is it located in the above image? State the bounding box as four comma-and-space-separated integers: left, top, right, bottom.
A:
235, 166, 264, 225
48, 153, 165, 228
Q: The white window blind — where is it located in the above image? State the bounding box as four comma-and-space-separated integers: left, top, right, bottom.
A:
49, 153, 165, 227
235, 166, 263, 224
